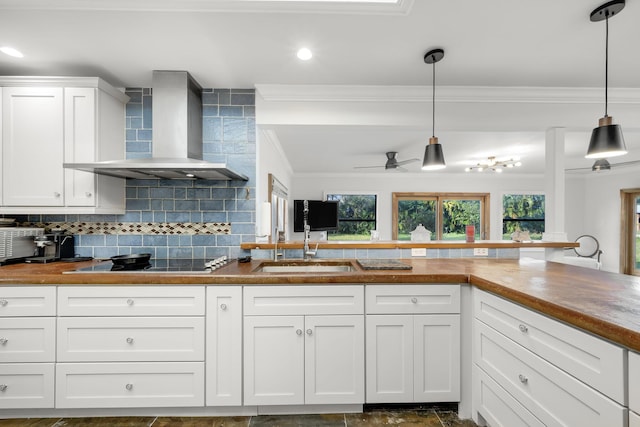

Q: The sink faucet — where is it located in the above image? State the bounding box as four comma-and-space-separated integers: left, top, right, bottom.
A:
303, 224, 318, 260
273, 227, 283, 261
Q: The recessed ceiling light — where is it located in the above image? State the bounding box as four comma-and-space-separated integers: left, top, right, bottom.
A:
297, 48, 313, 61
0, 46, 24, 58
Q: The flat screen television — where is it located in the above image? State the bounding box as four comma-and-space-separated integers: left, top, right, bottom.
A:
293, 200, 339, 232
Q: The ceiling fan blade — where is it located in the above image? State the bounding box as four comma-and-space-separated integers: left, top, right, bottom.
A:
354, 165, 385, 169
395, 158, 420, 166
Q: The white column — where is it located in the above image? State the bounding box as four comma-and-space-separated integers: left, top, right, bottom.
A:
543, 127, 568, 261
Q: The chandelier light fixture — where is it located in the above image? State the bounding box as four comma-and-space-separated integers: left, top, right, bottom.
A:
421, 48, 446, 171
586, 0, 627, 159
464, 156, 522, 173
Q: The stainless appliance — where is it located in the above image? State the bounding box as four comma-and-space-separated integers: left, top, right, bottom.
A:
0, 227, 44, 265
63, 71, 248, 181
26, 232, 75, 263
64, 256, 231, 274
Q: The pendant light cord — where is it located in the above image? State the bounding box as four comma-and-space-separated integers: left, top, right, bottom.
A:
605, 12, 609, 117
432, 60, 436, 137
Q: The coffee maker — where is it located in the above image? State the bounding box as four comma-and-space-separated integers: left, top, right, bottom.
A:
26, 232, 75, 263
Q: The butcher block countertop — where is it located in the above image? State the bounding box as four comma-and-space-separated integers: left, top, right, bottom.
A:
1, 257, 639, 353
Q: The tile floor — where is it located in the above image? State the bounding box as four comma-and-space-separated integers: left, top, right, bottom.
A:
0, 405, 479, 426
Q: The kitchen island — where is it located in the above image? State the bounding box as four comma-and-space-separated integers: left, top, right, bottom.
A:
0, 257, 638, 426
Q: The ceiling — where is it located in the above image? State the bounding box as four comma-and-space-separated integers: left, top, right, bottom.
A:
1, 0, 640, 175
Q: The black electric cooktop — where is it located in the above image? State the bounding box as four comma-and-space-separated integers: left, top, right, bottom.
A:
64, 258, 215, 274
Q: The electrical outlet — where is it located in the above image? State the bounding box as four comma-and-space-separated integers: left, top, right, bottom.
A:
411, 248, 427, 257
473, 247, 489, 256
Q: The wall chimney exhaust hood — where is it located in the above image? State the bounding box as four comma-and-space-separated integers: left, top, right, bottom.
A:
64, 71, 248, 181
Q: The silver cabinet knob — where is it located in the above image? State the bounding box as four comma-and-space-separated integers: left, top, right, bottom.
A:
518, 324, 528, 333
306, 329, 313, 336
296, 329, 303, 335
411, 297, 418, 304
220, 303, 227, 310
85, 192, 92, 198
54, 192, 61, 198
127, 299, 134, 306
0, 384, 6, 392
125, 383, 133, 391
0, 299, 7, 307
0, 338, 7, 345
518, 374, 528, 384
126, 337, 134, 344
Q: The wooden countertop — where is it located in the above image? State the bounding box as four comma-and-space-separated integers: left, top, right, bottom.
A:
1, 257, 638, 353
241, 240, 579, 249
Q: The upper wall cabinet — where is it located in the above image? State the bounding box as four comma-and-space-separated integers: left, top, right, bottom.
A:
0, 77, 129, 214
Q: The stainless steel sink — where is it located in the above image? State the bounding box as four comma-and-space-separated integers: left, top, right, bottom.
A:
253, 260, 356, 273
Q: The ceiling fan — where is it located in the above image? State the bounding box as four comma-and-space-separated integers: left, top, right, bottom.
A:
565, 158, 640, 173
354, 152, 420, 171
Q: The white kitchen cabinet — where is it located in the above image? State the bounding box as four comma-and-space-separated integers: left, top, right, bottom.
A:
630, 351, 640, 423
0, 287, 56, 409
56, 285, 206, 409
365, 285, 461, 404
473, 289, 626, 427
206, 286, 243, 407
243, 285, 365, 407
0, 77, 127, 214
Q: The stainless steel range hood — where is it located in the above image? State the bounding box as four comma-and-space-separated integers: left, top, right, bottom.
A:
64, 71, 248, 181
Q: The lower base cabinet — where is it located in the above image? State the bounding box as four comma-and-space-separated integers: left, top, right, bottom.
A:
0, 363, 54, 409
56, 362, 204, 408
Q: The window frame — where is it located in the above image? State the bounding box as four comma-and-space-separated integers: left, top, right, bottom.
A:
324, 191, 378, 240
501, 192, 545, 241
392, 192, 490, 240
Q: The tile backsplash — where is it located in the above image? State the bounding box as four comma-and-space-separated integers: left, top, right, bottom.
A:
21, 87, 256, 260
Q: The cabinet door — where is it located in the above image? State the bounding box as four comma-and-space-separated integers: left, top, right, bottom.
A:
206, 286, 242, 406
243, 315, 304, 406
414, 314, 460, 402
64, 87, 96, 207
2, 87, 64, 206
365, 314, 413, 403
0, 317, 56, 363
0, 363, 54, 409
304, 315, 364, 405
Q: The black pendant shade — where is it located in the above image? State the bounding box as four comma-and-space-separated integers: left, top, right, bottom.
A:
586, 0, 627, 159
422, 137, 446, 170
422, 48, 446, 171
586, 121, 626, 159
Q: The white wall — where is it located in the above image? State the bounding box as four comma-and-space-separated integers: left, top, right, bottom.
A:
291, 172, 546, 241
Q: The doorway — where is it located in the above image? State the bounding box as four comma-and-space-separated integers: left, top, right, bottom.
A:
620, 189, 640, 275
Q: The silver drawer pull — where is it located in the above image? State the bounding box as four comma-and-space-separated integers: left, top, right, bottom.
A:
125, 383, 133, 391
220, 303, 227, 310
127, 299, 134, 306
126, 337, 134, 344
518, 374, 528, 384
0, 299, 7, 307
518, 324, 528, 333
411, 297, 418, 304
296, 329, 303, 335
306, 329, 313, 336
0, 338, 7, 345
85, 192, 92, 198
0, 384, 6, 392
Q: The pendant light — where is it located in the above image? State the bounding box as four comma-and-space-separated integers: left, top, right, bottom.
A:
586, 0, 627, 159
592, 158, 611, 172
422, 48, 446, 171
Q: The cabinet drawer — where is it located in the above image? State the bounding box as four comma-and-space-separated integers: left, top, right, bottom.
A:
244, 285, 364, 315
475, 320, 625, 427
631, 411, 640, 427
366, 284, 460, 314
0, 287, 56, 316
58, 286, 205, 316
630, 351, 640, 412
0, 363, 54, 408
0, 317, 55, 362
474, 289, 624, 404
56, 362, 204, 408
474, 365, 544, 427
57, 317, 204, 362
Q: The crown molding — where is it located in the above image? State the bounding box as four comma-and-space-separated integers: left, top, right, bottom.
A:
256, 84, 640, 105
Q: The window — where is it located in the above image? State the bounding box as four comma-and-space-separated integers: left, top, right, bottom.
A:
502, 193, 545, 240
392, 192, 490, 240
325, 193, 377, 241
620, 189, 640, 275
